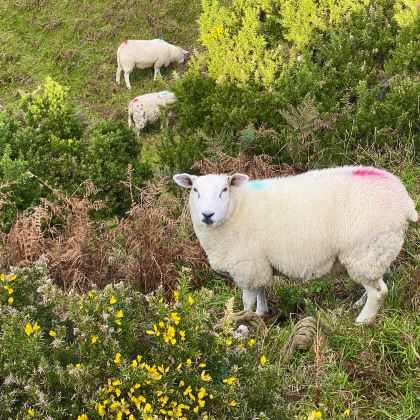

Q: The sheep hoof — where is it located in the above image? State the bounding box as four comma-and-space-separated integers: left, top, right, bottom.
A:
354, 316, 376, 326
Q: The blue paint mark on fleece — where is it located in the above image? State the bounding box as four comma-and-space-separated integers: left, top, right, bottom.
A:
250, 181, 266, 191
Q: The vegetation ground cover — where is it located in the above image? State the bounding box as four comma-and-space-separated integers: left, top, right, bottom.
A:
0, 0, 419, 418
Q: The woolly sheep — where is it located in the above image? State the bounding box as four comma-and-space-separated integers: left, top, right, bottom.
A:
174, 166, 418, 324
116, 39, 188, 89
128, 91, 176, 132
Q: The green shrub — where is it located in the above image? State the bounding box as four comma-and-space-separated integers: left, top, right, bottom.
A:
0, 262, 285, 419
0, 78, 153, 226
82, 120, 151, 218
172, 0, 419, 168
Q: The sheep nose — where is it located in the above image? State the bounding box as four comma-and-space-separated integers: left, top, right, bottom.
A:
202, 212, 214, 225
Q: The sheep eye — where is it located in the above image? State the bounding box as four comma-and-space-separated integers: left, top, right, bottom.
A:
222, 187, 228, 192
193, 188, 199, 197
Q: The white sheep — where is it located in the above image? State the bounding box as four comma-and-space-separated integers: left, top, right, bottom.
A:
116, 39, 188, 89
128, 91, 176, 132
174, 166, 418, 324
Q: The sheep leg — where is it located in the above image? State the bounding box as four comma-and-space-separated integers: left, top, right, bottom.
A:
355, 278, 388, 324
256, 287, 268, 316
242, 288, 258, 312
153, 67, 161, 80
116, 66, 122, 84
124, 71, 131, 89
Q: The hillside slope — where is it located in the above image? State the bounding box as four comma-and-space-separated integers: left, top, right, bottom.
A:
0, 0, 200, 118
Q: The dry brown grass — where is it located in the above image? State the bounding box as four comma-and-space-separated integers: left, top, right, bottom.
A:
0, 176, 209, 293
195, 151, 296, 179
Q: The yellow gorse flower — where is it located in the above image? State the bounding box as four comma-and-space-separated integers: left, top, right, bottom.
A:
260, 355, 267, 365
91, 335, 98, 344
228, 400, 237, 406
248, 338, 256, 346
24, 322, 41, 336
49, 330, 56, 337
109, 295, 117, 305
163, 326, 176, 345
8, 297, 13, 305
28, 408, 35, 417
170, 312, 180, 325
173, 290, 179, 301
223, 376, 236, 385
188, 295, 194, 305
343, 409, 351, 416
77, 414, 88, 420
95, 402, 106, 417
114, 352, 121, 364
201, 370, 212, 382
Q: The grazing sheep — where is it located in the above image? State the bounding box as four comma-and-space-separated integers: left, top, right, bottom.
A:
128, 91, 176, 132
173, 167, 418, 324
116, 39, 188, 88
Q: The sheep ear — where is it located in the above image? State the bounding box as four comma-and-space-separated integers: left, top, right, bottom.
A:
173, 173, 196, 188
228, 173, 249, 187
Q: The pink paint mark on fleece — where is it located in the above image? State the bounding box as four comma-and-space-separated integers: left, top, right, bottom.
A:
352, 168, 387, 179
130, 98, 140, 105
123, 40, 129, 45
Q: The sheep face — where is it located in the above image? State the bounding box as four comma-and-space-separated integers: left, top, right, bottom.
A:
176, 48, 189, 63
173, 173, 249, 227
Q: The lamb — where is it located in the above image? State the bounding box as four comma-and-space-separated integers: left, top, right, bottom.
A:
116, 39, 189, 89
128, 91, 176, 132
173, 166, 418, 324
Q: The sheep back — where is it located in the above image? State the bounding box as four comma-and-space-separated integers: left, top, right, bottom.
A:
118, 40, 184, 69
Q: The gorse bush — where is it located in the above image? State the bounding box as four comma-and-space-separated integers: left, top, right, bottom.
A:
169, 0, 419, 169
0, 78, 151, 228
1, 256, 419, 419
83, 120, 151, 218
0, 261, 283, 419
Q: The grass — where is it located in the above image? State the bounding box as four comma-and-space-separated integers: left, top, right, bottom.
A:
0, 0, 201, 119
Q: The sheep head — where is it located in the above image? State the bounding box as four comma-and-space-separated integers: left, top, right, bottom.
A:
173, 173, 249, 228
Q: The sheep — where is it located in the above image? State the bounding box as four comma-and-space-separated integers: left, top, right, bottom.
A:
128, 91, 176, 132
116, 39, 188, 89
173, 166, 418, 325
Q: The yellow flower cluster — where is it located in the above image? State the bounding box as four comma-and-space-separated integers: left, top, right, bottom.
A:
204, 25, 224, 43
24, 322, 41, 336
1, 273, 16, 305
145, 312, 185, 346
308, 410, 322, 419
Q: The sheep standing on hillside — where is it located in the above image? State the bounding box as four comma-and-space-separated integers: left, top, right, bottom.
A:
116, 39, 188, 89
174, 167, 418, 324
128, 91, 176, 132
